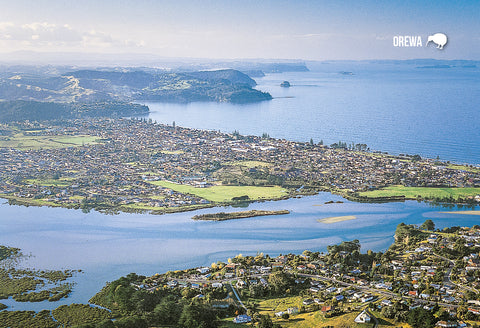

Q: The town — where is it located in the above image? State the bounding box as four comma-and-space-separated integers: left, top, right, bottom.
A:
85, 221, 480, 327
0, 118, 479, 214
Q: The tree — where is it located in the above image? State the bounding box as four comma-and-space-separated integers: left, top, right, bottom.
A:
96, 320, 115, 328
267, 272, 291, 295
258, 315, 274, 328
420, 219, 435, 231
412, 154, 422, 162
406, 308, 435, 328
178, 303, 218, 328
113, 316, 148, 328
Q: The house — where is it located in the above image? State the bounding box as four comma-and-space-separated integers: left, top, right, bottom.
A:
435, 321, 458, 328
468, 307, 480, 315
321, 306, 333, 313
326, 286, 336, 293
303, 299, 314, 305
381, 299, 393, 307
361, 295, 374, 303
354, 310, 371, 323
335, 295, 344, 301
287, 307, 299, 314
236, 280, 246, 288
310, 287, 320, 293
197, 267, 210, 274
233, 314, 252, 323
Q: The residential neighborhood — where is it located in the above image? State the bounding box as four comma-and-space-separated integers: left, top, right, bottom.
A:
0, 118, 479, 214
89, 222, 480, 327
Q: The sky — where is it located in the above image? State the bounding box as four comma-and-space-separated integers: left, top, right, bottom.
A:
0, 0, 479, 61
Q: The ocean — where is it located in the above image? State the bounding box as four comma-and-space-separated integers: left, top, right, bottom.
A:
145, 61, 480, 165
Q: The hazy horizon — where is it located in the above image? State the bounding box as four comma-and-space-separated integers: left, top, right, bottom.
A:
1, 0, 479, 62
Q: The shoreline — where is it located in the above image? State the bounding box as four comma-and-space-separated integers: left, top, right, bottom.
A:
191, 209, 290, 221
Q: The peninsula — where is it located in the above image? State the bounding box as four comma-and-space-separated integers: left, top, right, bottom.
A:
0, 67, 272, 104
0, 118, 479, 215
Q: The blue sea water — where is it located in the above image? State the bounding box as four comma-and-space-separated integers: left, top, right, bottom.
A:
145, 61, 480, 164
0, 195, 478, 310
1, 61, 480, 311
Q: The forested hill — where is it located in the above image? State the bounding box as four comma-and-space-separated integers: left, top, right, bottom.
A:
0, 101, 149, 122
0, 68, 272, 104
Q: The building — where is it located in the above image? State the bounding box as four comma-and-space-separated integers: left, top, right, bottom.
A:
354, 310, 371, 323
233, 314, 252, 323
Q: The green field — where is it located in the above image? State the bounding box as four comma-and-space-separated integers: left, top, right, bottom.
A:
149, 181, 288, 202
226, 160, 273, 168
358, 185, 480, 200
254, 296, 374, 328
160, 150, 184, 154
0, 134, 100, 149
447, 164, 480, 173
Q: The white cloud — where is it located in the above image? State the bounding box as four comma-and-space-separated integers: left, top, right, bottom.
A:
0, 21, 144, 51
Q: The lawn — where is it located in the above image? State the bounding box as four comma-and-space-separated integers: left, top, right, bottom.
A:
447, 164, 480, 173
149, 181, 288, 202
160, 150, 184, 154
358, 185, 480, 200
0, 134, 100, 149
226, 160, 273, 168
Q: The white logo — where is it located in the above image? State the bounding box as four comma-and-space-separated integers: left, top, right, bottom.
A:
425, 33, 447, 49
392, 36, 423, 47
392, 33, 447, 50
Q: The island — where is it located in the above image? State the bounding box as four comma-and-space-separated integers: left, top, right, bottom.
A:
192, 209, 290, 221
280, 81, 291, 87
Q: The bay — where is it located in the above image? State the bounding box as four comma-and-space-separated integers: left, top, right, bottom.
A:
144, 62, 480, 164
0, 195, 478, 311
2, 61, 480, 311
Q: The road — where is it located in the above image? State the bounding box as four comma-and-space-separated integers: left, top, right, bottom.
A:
433, 253, 479, 295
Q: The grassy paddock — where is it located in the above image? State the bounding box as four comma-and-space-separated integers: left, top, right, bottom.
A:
0, 134, 99, 149
149, 181, 288, 202
226, 160, 273, 168
358, 185, 480, 200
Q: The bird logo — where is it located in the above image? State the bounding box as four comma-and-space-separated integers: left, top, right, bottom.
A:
425, 33, 447, 49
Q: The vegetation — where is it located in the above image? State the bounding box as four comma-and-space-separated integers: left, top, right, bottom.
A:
0, 246, 78, 304
0, 245, 21, 261
52, 304, 113, 327
358, 185, 480, 201
192, 210, 290, 221
150, 181, 288, 202
0, 101, 148, 122
0, 310, 57, 328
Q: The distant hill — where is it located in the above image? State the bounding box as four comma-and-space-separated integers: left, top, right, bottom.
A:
0, 68, 271, 104
186, 69, 257, 87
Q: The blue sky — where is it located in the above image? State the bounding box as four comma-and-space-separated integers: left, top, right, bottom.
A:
0, 0, 478, 60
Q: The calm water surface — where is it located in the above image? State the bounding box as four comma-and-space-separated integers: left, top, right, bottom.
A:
2, 61, 480, 310
145, 62, 480, 164
0, 195, 478, 311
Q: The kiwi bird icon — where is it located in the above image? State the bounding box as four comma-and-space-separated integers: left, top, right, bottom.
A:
426, 33, 447, 49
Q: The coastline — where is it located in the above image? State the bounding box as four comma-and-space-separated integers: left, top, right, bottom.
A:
191, 209, 290, 221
